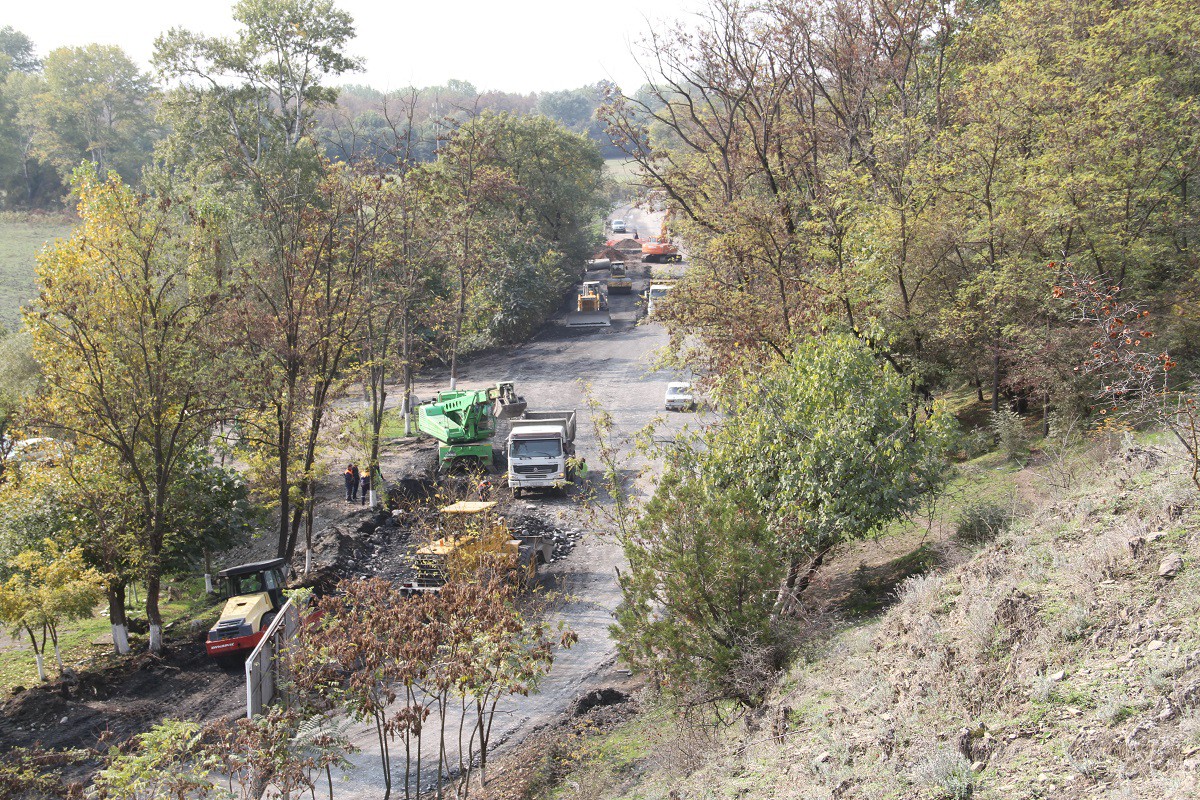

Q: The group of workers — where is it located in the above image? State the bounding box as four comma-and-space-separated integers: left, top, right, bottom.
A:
343, 463, 373, 504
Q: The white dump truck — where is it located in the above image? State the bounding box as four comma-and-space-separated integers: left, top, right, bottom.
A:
507, 410, 578, 497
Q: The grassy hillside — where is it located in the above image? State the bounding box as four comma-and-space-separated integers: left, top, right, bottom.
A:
523, 432, 1200, 800
0, 213, 76, 332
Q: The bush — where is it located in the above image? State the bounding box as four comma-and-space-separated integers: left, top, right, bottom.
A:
961, 428, 993, 459
955, 501, 1014, 545
989, 409, 1029, 462
913, 750, 975, 800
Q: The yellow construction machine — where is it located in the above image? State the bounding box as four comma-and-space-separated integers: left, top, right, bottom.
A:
400, 501, 551, 594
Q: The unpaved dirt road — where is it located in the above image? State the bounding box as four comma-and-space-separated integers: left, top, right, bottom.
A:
333, 210, 695, 795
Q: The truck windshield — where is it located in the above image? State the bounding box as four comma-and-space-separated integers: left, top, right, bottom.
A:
511, 439, 563, 458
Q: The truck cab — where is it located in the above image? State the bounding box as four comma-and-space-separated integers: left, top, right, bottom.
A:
647, 283, 673, 317
507, 411, 577, 497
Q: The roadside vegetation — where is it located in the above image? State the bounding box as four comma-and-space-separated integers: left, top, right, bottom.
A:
521, 431, 1200, 799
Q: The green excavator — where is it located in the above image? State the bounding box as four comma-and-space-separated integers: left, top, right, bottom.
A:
417, 381, 528, 469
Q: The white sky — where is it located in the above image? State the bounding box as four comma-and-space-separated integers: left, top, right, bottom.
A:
5, 0, 706, 94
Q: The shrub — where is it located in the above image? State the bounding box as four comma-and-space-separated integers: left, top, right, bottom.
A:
955, 502, 1015, 545
989, 409, 1029, 462
913, 750, 975, 800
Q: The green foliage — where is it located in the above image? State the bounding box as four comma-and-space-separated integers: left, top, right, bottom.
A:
603, 0, 1200, 421
614, 333, 953, 705
19, 44, 155, 184
710, 334, 954, 555
614, 474, 787, 705
154, 0, 362, 182
0, 540, 104, 680
989, 409, 1030, 462
0, 27, 38, 73
91, 719, 217, 799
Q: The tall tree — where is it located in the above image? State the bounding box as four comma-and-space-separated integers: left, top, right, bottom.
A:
0, 27, 38, 73
26, 168, 233, 651
154, 0, 365, 561
19, 44, 155, 184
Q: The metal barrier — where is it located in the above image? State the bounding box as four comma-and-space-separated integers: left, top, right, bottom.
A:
245, 597, 299, 718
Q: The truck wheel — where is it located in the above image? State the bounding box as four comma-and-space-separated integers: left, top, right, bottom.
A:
513, 487, 522, 499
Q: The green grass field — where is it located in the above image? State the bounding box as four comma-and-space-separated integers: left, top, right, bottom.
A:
604, 158, 643, 186
0, 213, 76, 333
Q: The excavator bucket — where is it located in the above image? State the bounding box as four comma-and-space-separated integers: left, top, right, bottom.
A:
494, 395, 527, 420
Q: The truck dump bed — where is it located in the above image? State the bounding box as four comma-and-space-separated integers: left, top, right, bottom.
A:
513, 410, 577, 442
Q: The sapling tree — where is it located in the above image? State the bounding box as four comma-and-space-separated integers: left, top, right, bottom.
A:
0, 541, 103, 680
295, 568, 572, 798
91, 719, 218, 800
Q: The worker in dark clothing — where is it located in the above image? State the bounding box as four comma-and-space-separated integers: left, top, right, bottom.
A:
360, 473, 371, 506
345, 463, 359, 501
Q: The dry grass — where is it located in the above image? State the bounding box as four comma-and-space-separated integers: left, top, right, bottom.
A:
538, 435, 1200, 800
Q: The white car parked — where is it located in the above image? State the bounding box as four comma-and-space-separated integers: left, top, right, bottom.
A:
664, 382, 695, 411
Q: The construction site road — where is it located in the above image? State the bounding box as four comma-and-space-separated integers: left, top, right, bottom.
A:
334, 218, 694, 795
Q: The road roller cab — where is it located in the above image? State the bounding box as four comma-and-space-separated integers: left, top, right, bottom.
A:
205, 558, 288, 660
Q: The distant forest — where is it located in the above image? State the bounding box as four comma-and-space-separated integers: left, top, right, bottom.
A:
0, 25, 625, 210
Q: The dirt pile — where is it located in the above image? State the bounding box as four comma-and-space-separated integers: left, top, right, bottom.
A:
0, 640, 242, 779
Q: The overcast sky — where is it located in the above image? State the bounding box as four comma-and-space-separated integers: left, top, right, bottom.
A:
5, 0, 706, 94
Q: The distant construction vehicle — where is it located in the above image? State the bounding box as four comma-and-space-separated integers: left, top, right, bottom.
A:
566, 281, 611, 327
642, 208, 683, 263
607, 262, 633, 294
416, 382, 528, 470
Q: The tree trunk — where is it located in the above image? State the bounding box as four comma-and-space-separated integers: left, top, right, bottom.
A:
276, 405, 292, 559
27, 627, 46, 682
146, 573, 163, 653
51, 626, 63, 672
108, 582, 130, 655
773, 545, 833, 619
990, 347, 1001, 415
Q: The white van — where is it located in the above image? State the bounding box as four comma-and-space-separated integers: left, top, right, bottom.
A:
647, 283, 673, 316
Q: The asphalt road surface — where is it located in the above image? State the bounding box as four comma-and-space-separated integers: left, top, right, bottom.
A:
333, 222, 698, 795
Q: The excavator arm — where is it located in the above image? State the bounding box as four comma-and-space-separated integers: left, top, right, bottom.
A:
416, 382, 527, 467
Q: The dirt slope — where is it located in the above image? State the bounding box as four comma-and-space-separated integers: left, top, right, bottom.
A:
514, 437, 1200, 800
